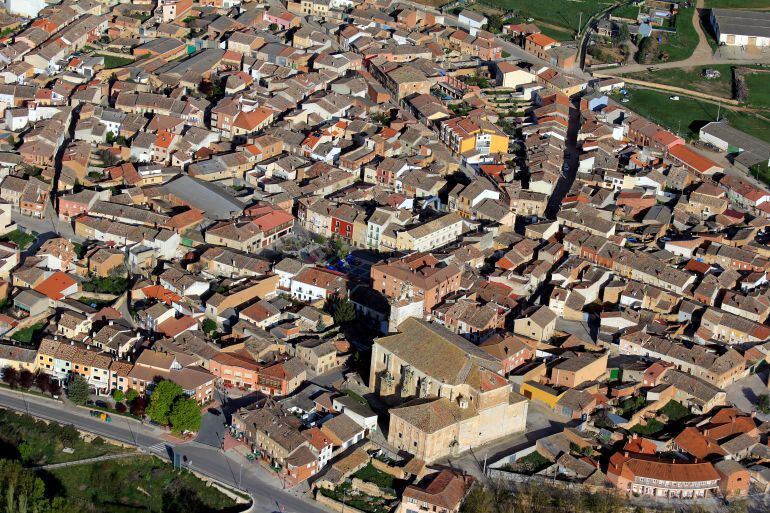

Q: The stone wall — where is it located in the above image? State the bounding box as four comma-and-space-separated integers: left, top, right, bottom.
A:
371, 458, 407, 480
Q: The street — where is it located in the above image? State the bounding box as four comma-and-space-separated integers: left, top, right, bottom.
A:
0, 387, 331, 513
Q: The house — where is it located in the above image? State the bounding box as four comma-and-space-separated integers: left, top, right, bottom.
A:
399, 470, 474, 513
513, 305, 557, 342
668, 145, 723, 175
607, 451, 720, 498
290, 267, 348, 302
458, 10, 487, 36
371, 253, 462, 312
129, 349, 215, 403
332, 394, 378, 434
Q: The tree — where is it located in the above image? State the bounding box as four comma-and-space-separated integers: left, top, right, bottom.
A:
115, 402, 127, 413
169, 397, 202, 433
106, 131, 115, 144
617, 23, 630, 44
758, 394, 770, 414
1, 366, 18, 388
125, 388, 140, 404
49, 380, 61, 397
67, 375, 90, 405
332, 297, 356, 325
201, 319, 217, 338
130, 396, 147, 416
34, 372, 50, 394
146, 380, 184, 425
485, 14, 503, 34
112, 389, 125, 403
461, 485, 493, 513
18, 369, 33, 389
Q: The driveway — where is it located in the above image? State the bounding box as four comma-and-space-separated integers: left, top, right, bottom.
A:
725, 370, 770, 422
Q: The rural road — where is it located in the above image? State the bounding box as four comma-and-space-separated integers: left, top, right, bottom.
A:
0, 387, 331, 513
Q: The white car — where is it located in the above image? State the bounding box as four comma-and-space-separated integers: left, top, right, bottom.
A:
669, 95, 679, 101
621, 98, 630, 103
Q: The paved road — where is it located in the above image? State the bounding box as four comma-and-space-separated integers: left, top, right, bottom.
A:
0, 388, 331, 513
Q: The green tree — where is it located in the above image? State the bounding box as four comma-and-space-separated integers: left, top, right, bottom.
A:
461, 485, 493, 513
169, 397, 202, 434
125, 388, 140, 404
146, 380, 183, 425
485, 14, 503, 34
112, 389, 125, 403
66, 375, 89, 405
201, 319, 217, 337
758, 394, 770, 414
0, 459, 48, 513
332, 298, 356, 325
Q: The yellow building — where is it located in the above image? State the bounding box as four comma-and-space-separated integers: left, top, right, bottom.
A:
520, 381, 564, 409
439, 116, 509, 156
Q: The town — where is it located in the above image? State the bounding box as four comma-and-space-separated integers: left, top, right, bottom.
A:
0, 0, 768, 512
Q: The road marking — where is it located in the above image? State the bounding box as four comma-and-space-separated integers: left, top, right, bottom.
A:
147, 442, 168, 453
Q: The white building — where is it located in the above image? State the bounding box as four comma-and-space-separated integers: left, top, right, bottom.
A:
5, 0, 48, 18
711, 9, 770, 47
458, 9, 487, 36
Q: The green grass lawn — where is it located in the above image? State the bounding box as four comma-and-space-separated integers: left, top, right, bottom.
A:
613, 3, 640, 20
704, 0, 770, 7
96, 54, 135, 69
623, 65, 735, 99
659, 400, 690, 421
746, 72, 770, 110
619, 88, 770, 142
656, 7, 700, 63
354, 463, 395, 490
0, 409, 129, 466
539, 24, 576, 42
10, 322, 45, 345
46, 456, 237, 513
510, 450, 552, 475
481, 0, 608, 33
631, 418, 664, 436
0, 229, 36, 250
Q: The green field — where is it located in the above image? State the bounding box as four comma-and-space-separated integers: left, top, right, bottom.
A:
0, 409, 128, 466
612, 3, 640, 20
96, 54, 135, 69
619, 88, 770, 142
0, 229, 36, 249
704, 0, 770, 7
47, 456, 238, 512
746, 72, 770, 109
539, 24, 576, 41
480, 0, 611, 33
623, 65, 735, 98
656, 7, 700, 62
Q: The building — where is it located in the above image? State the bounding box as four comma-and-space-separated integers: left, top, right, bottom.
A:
400, 470, 475, 513
371, 253, 462, 312
370, 318, 528, 462
607, 452, 720, 499
710, 9, 770, 47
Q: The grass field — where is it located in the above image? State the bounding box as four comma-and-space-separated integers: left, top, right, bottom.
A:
0, 229, 36, 249
623, 65, 735, 98
619, 88, 770, 142
46, 456, 238, 513
96, 54, 135, 69
704, 0, 770, 7
10, 322, 46, 345
479, 0, 610, 33
0, 409, 128, 466
655, 7, 700, 62
539, 24, 576, 41
746, 72, 770, 109
612, 3, 640, 20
